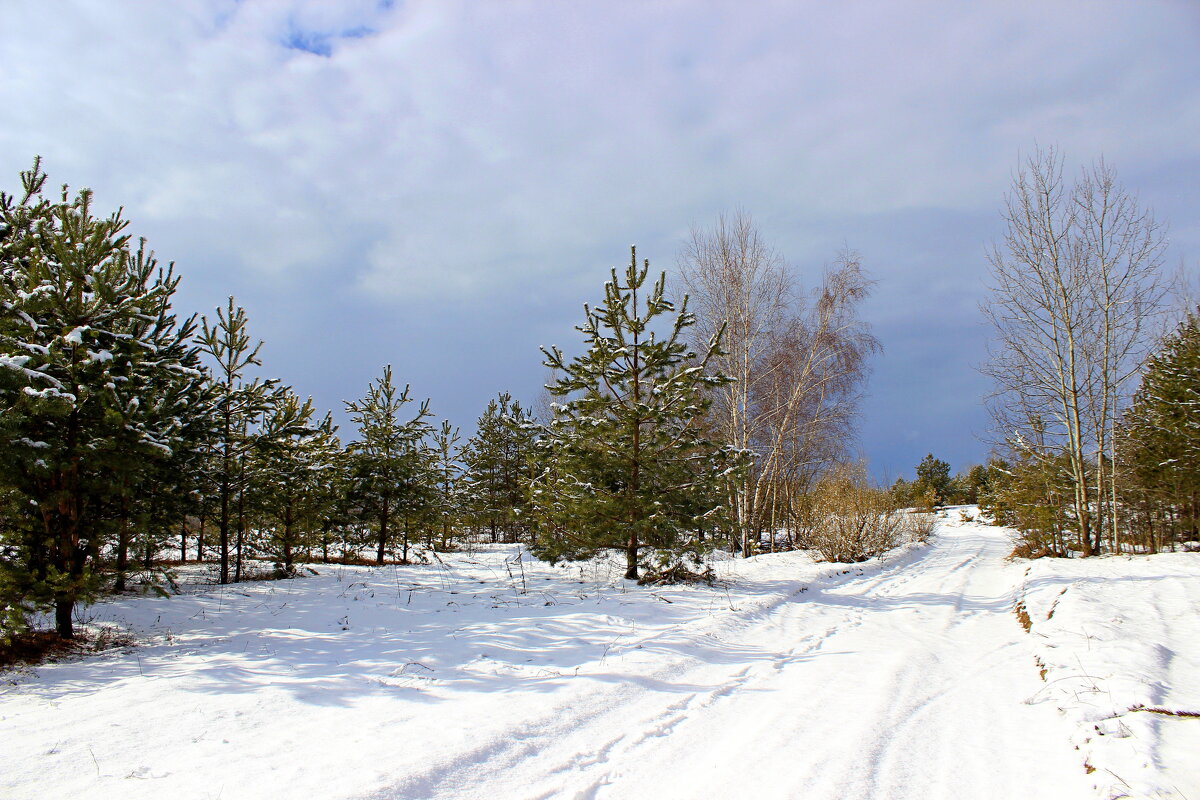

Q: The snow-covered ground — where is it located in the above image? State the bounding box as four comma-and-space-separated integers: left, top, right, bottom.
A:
1, 515, 1195, 799
1021, 548, 1200, 799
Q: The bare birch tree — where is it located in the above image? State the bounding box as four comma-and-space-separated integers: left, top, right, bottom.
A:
678, 211, 787, 555
983, 147, 1166, 555
753, 253, 877, 543
678, 210, 877, 555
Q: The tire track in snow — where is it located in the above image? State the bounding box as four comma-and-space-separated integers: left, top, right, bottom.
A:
571, 522, 1090, 799
368, 521, 1095, 800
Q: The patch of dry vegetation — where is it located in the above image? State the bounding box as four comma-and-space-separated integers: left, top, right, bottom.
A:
800, 464, 913, 563
0, 626, 135, 671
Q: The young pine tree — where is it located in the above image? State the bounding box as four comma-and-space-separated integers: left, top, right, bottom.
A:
1120, 308, 1200, 547
462, 392, 536, 543
255, 387, 340, 573
345, 366, 434, 564
109, 282, 215, 593
429, 420, 463, 551
0, 159, 210, 637
530, 247, 746, 580
198, 298, 277, 584
914, 453, 952, 506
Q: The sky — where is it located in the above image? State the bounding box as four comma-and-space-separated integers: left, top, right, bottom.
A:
2, 0, 1199, 480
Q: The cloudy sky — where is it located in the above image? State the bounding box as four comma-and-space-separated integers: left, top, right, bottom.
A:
2, 0, 1198, 479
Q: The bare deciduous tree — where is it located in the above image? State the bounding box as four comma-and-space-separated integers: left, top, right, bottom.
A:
678, 210, 878, 555
983, 147, 1166, 555
752, 252, 877, 546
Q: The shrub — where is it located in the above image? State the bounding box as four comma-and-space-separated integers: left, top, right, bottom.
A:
911, 487, 939, 513
1009, 539, 1052, 560
905, 511, 937, 544
803, 464, 908, 562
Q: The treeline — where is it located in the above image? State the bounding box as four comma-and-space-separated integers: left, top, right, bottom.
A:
978, 308, 1199, 556
891, 454, 990, 509
894, 300, 1199, 557
977, 147, 1198, 558
0, 160, 541, 640
2, 164, 901, 642
7, 148, 1191, 645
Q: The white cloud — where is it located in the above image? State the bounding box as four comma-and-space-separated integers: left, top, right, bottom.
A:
2, 0, 1198, 469
4, 0, 1197, 301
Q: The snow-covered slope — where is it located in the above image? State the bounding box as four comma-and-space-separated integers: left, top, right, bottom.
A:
1, 517, 1193, 799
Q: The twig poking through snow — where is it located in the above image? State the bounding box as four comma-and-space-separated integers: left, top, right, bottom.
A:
1129, 704, 1200, 718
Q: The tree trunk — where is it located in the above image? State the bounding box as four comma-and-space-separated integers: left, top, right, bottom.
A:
196, 513, 206, 562
283, 501, 294, 570
377, 498, 389, 565
114, 514, 130, 593
55, 597, 74, 639
51, 530, 80, 639
46, 470, 84, 639
217, 392, 231, 582
402, 515, 410, 564
235, 485, 246, 582
219, 473, 230, 583
624, 531, 639, 580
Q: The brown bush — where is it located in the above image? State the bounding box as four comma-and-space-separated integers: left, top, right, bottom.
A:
802, 464, 908, 562
912, 487, 939, 513
905, 512, 937, 544
1009, 540, 1052, 560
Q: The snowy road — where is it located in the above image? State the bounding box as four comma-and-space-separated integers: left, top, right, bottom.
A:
2, 520, 1123, 799
405, 521, 1093, 800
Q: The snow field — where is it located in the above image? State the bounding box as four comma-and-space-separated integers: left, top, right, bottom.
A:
0, 515, 1193, 799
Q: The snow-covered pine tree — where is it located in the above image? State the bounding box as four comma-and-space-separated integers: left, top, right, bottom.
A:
530, 247, 746, 581
106, 248, 215, 593
430, 420, 463, 550
311, 446, 356, 563
0, 159, 210, 637
345, 365, 434, 564
198, 298, 277, 584
395, 425, 439, 564
255, 387, 340, 573
462, 392, 536, 543
1120, 308, 1200, 547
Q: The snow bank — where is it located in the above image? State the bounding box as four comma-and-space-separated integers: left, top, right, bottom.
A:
1020, 550, 1200, 799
